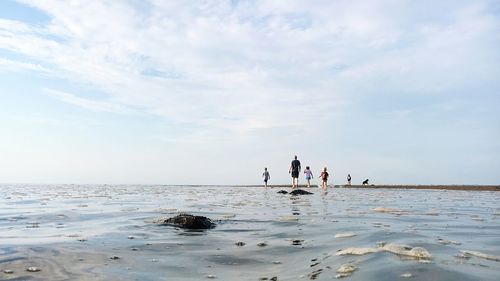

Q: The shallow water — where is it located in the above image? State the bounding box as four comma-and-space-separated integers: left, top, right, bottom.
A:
0, 185, 499, 280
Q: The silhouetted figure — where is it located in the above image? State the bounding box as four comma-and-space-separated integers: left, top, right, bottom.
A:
262, 168, 270, 187
320, 167, 329, 189
347, 174, 351, 185
289, 155, 301, 188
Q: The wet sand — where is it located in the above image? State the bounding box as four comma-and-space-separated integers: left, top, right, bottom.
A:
244, 184, 321, 188
214, 185, 500, 191
1, 184, 499, 280
337, 185, 500, 191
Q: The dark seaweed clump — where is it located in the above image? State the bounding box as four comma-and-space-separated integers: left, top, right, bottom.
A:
290, 189, 313, 196
162, 214, 215, 229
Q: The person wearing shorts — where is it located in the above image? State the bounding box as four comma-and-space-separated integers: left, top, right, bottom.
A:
289, 155, 301, 188
304, 166, 313, 187
320, 167, 329, 189
262, 168, 270, 187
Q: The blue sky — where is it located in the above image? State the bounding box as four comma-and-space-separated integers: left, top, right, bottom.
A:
1, 0, 499, 185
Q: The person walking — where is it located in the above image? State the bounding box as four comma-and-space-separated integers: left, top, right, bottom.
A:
289, 155, 301, 188
304, 166, 313, 187
262, 168, 270, 187
320, 167, 329, 189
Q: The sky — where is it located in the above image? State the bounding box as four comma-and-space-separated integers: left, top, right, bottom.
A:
0, 0, 499, 185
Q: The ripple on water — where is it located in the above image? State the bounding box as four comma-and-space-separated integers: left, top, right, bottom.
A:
0, 185, 498, 281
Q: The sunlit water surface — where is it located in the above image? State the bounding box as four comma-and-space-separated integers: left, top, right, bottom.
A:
0, 185, 499, 280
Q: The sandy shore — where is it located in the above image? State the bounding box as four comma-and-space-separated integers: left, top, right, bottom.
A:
336, 185, 500, 191
243, 184, 320, 188
240, 184, 500, 191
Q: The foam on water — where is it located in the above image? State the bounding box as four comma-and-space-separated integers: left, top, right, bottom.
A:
0, 184, 499, 280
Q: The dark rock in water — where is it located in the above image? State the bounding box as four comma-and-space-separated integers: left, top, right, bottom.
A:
235, 241, 246, 246
162, 214, 215, 229
277, 190, 288, 194
290, 189, 313, 195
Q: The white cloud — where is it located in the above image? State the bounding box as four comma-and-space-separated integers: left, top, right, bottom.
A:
0, 1, 498, 185
44, 88, 134, 114
0, 57, 51, 73
0, 18, 31, 32
1, 0, 499, 138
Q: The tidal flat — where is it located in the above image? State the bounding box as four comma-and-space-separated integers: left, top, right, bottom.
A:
0, 184, 499, 280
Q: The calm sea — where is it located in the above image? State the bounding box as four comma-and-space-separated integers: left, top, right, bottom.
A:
1, 184, 499, 280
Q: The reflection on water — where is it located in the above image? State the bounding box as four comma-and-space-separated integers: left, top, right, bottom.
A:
0, 185, 499, 280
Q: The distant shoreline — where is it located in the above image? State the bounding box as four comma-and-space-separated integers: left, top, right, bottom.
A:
242, 184, 500, 191
1, 183, 498, 191
338, 184, 500, 191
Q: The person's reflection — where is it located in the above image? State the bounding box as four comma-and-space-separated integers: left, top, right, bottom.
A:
320, 188, 329, 217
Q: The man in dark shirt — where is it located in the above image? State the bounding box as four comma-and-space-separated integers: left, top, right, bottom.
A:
289, 155, 301, 188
